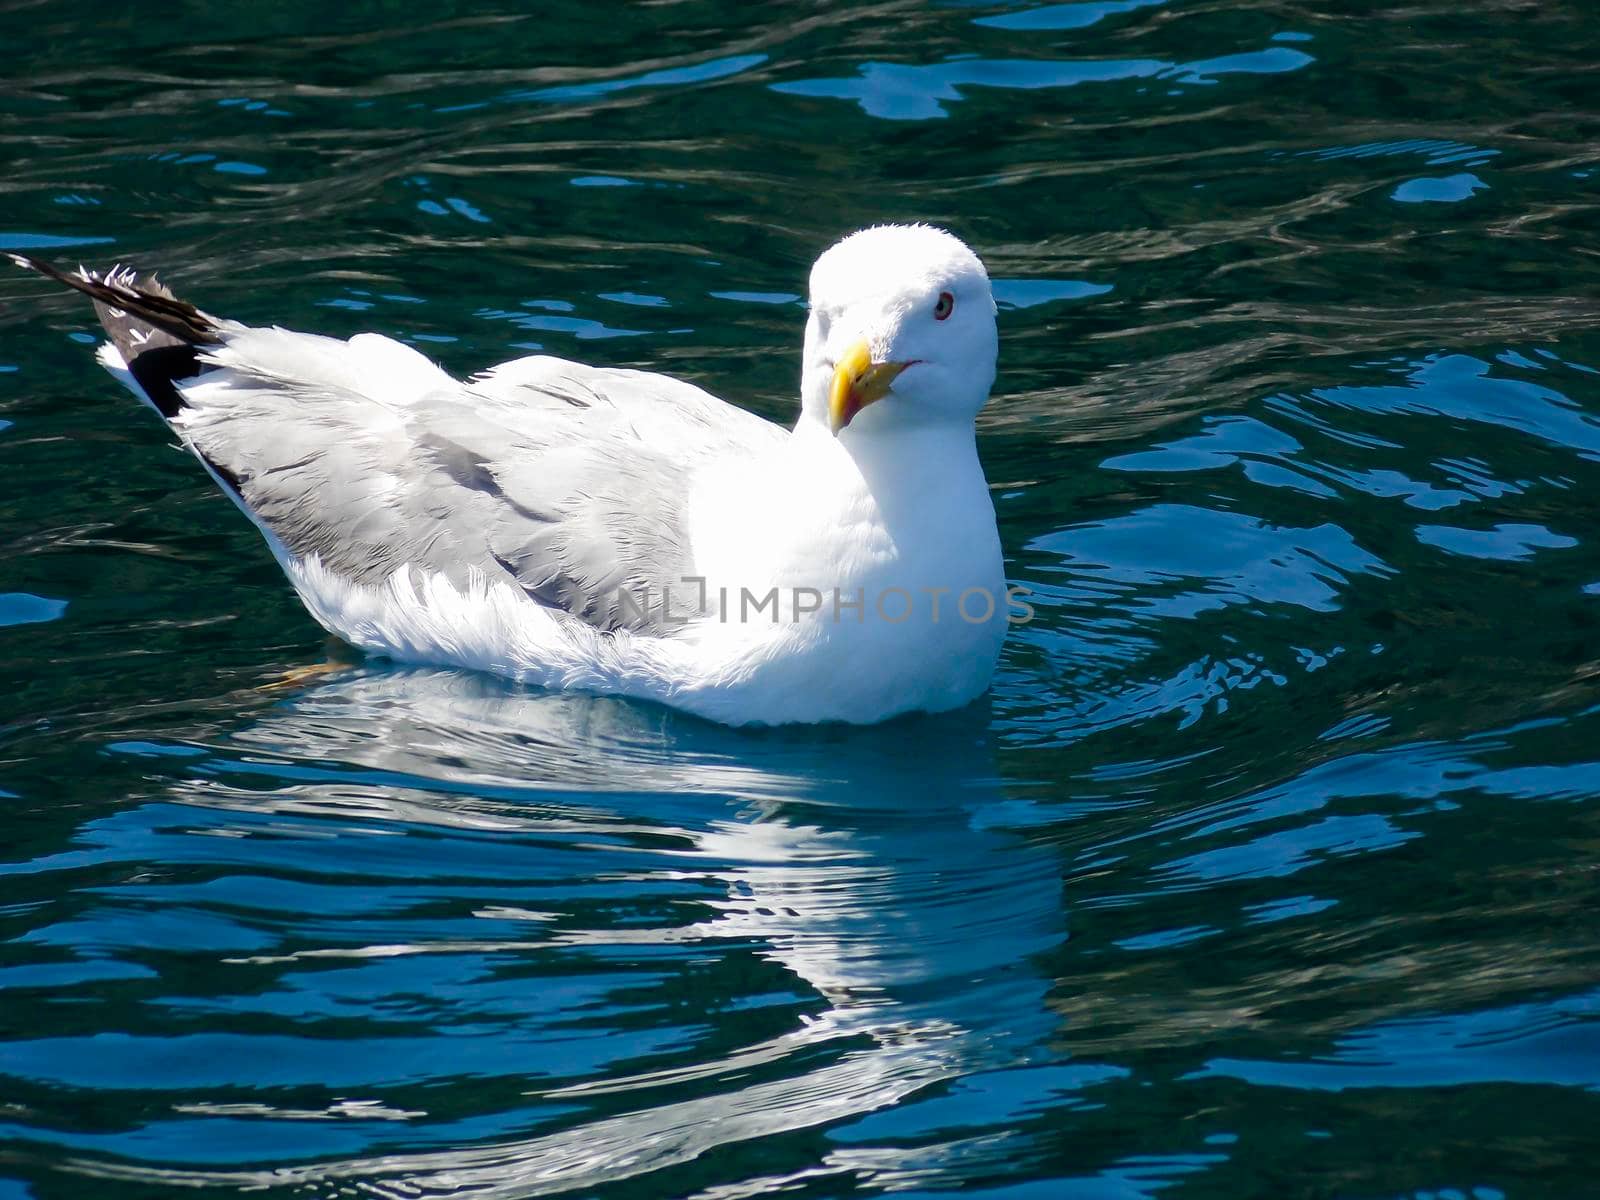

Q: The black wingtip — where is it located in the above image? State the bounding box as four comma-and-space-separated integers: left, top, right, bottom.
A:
8, 252, 224, 348
6, 250, 91, 285
11, 253, 227, 425
10, 251, 248, 498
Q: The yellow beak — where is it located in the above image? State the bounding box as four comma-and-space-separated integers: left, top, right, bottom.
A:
828, 338, 911, 434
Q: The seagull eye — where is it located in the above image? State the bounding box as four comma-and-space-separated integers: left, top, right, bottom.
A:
933, 292, 955, 321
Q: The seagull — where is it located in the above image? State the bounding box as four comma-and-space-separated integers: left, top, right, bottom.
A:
8, 225, 1010, 725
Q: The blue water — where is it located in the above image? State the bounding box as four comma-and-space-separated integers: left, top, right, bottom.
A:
2, 1, 1599, 1196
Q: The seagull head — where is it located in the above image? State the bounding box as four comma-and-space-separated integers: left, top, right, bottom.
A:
801, 224, 998, 438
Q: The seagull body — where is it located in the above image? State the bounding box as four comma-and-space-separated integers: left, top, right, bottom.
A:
10, 225, 1007, 725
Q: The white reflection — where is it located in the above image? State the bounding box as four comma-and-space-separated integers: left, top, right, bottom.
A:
78, 667, 1066, 1197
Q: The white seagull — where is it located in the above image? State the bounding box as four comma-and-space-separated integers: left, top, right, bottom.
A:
10, 225, 1010, 725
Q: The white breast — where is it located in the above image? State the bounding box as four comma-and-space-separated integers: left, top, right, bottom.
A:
678, 421, 1008, 724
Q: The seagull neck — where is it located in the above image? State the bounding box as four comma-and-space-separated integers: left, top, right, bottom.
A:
791, 411, 983, 480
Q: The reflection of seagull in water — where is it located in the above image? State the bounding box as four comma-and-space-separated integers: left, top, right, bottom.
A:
10, 224, 1009, 725
83, 669, 1066, 1197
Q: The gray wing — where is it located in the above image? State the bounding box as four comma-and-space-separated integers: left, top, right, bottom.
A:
168, 329, 785, 634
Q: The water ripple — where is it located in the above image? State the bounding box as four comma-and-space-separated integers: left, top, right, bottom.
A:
3, 1, 1600, 1196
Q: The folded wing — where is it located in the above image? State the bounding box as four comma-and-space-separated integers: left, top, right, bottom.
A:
7, 255, 786, 637
172, 330, 784, 634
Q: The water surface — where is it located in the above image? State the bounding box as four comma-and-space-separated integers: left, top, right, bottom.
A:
3, 2, 1599, 1197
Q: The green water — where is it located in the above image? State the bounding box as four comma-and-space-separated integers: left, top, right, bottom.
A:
3, 2, 1599, 1197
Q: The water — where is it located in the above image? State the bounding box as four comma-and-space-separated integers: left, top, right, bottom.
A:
2, 1, 1598, 1196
